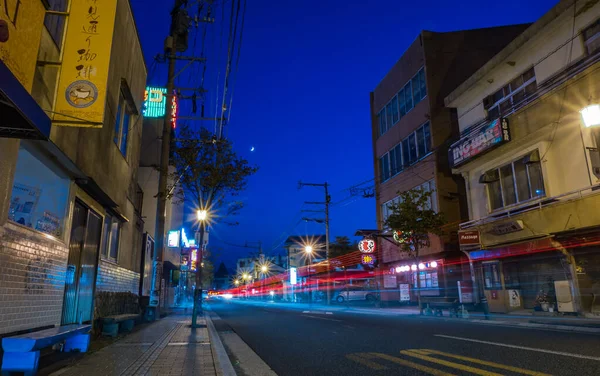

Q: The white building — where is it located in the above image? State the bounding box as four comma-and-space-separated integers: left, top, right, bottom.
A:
445, 0, 600, 315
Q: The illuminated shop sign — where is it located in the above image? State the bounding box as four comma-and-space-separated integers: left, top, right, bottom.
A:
167, 230, 179, 247
143, 86, 167, 118
358, 239, 375, 254
361, 254, 375, 265
290, 267, 297, 285
449, 118, 510, 168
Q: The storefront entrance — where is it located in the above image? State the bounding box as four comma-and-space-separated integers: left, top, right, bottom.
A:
61, 200, 102, 325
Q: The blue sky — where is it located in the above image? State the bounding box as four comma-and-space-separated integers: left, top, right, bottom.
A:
131, 0, 558, 270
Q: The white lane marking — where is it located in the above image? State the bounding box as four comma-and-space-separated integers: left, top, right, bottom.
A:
435, 334, 600, 361
302, 310, 310, 313
326, 312, 333, 315
304, 315, 342, 322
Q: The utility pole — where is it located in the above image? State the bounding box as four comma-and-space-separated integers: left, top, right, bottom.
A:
149, 1, 210, 319
299, 181, 331, 305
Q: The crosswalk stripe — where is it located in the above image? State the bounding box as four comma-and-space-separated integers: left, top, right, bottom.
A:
345, 353, 388, 370
370, 352, 455, 376
401, 350, 503, 376
418, 349, 551, 376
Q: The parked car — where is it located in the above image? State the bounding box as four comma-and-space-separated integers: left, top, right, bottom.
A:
334, 286, 378, 303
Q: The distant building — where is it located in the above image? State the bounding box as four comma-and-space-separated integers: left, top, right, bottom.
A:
371, 24, 530, 304
214, 262, 230, 290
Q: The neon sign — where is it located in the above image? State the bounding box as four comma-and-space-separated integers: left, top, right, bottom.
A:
358, 239, 375, 254
290, 267, 297, 285
167, 230, 179, 247
361, 254, 375, 266
143, 86, 167, 118
170, 92, 178, 128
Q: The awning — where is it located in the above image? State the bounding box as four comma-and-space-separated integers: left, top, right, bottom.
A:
469, 236, 556, 261
0, 60, 51, 140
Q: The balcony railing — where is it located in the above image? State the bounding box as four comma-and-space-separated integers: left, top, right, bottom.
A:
460, 183, 600, 230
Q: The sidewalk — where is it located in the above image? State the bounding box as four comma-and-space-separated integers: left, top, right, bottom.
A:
49, 312, 220, 376
233, 299, 600, 333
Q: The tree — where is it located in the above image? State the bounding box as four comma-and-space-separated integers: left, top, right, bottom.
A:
171, 125, 258, 326
330, 236, 354, 258
384, 188, 445, 314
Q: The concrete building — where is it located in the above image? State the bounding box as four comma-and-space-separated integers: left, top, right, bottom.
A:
138, 111, 184, 308
446, 0, 600, 315
0, 0, 146, 335
371, 25, 529, 304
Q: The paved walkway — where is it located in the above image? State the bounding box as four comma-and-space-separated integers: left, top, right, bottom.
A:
51, 314, 216, 376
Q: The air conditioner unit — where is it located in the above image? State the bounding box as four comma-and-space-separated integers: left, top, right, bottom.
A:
554, 280, 576, 313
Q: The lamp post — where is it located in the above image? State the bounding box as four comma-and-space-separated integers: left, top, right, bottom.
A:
191, 209, 207, 328
260, 264, 268, 300
305, 245, 313, 304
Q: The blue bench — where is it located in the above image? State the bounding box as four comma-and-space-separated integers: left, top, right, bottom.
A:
1, 324, 91, 376
101, 314, 139, 337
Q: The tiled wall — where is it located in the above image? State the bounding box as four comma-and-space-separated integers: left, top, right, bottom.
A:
96, 260, 139, 294
0, 223, 69, 335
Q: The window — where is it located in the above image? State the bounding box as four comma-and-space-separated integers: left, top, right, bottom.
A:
404, 81, 413, 113
413, 270, 439, 288
9, 144, 70, 238
418, 179, 437, 212
44, 0, 68, 47
391, 95, 399, 124
412, 68, 427, 104
408, 133, 417, 163
381, 196, 402, 224
376, 67, 426, 138
378, 109, 386, 136
379, 155, 390, 183
482, 150, 546, 211
101, 215, 121, 261
482, 262, 502, 290
393, 143, 402, 175
485, 68, 536, 120
114, 90, 134, 158
402, 138, 410, 167
583, 19, 600, 55
385, 102, 393, 130
389, 147, 398, 177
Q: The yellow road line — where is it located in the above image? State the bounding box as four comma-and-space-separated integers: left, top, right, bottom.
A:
345, 353, 388, 370
401, 350, 503, 376
418, 349, 552, 376
370, 352, 456, 376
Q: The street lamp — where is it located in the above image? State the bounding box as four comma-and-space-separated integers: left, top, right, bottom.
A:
197, 209, 207, 221
580, 104, 600, 128
234, 280, 239, 286
192, 208, 209, 328
261, 265, 268, 273
305, 245, 313, 304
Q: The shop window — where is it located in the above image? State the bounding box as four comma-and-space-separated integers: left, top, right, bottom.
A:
503, 262, 521, 289
412, 271, 439, 288
482, 150, 545, 211
101, 215, 121, 262
583, 19, 600, 55
9, 145, 70, 238
483, 262, 502, 290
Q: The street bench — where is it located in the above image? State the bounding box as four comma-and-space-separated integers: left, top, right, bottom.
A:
101, 314, 139, 337
1, 324, 91, 376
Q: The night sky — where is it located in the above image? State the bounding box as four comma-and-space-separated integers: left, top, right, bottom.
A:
130, 0, 557, 270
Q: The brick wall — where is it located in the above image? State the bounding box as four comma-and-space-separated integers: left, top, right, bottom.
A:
0, 223, 69, 335
96, 260, 139, 294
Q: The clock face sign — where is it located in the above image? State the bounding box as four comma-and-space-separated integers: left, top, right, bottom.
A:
358, 239, 376, 254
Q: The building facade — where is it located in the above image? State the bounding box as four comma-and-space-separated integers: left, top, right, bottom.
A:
446, 0, 600, 315
371, 26, 529, 304
0, 0, 146, 335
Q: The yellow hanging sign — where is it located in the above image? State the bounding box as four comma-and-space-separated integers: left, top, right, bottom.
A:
0, 0, 46, 92
53, 0, 118, 127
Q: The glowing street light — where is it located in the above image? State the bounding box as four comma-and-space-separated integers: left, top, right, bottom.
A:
197, 209, 208, 221
261, 265, 268, 273
242, 273, 250, 280
234, 280, 240, 286
580, 104, 600, 128
305, 245, 313, 254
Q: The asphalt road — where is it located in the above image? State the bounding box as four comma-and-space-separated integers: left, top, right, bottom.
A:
208, 299, 600, 376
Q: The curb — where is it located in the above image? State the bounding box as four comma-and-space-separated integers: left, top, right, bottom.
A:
205, 312, 237, 376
